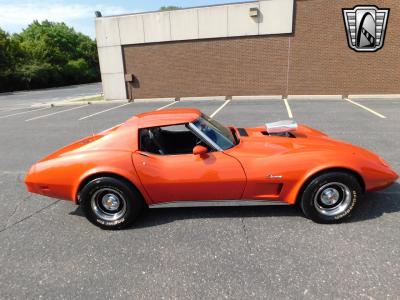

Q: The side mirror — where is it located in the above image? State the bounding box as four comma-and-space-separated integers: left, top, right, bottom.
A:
193, 145, 208, 156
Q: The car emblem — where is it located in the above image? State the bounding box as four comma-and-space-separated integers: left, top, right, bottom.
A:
342, 5, 390, 52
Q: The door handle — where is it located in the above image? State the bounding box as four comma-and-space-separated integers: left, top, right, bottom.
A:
137, 151, 151, 157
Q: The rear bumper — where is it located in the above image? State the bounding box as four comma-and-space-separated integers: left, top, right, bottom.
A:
25, 164, 73, 201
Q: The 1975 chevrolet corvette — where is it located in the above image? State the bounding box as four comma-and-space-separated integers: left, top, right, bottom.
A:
25, 108, 398, 229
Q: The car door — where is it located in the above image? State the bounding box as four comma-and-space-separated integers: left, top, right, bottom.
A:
132, 151, 246, 204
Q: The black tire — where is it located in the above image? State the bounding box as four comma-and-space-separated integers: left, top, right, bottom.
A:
299, 171, 362, 223
80, 177, 145, 230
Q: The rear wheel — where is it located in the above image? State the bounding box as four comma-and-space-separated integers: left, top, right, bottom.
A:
80, 177, 145, 230
300, 172, 362, 223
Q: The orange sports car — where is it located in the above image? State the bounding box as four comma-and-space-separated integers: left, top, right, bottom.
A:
25, 108, 398, 229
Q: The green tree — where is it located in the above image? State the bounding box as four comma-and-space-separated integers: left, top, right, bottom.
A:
160, 5, 181, 11
0, 28, 22, 91
0, 21, 100, 91
0, 28, 11, 70
18, 21, 95, 66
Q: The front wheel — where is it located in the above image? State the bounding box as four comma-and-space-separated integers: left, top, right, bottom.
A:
80, 177, 145, 229
300, 172, 362, 223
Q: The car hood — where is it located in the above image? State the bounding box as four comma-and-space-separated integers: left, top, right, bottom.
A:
227, 125, 379, 160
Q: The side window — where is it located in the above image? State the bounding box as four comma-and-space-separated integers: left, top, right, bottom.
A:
139, 124, 202, 155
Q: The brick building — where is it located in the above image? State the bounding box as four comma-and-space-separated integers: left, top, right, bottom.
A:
95, 0, 399, 100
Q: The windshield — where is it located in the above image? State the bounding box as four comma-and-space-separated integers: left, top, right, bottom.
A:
192, 114, 236, 150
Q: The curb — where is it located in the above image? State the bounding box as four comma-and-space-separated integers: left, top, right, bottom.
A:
64, 94, 103, 102
287, 95, 343, 100
348, 94, 400, 100
232, 95, 282, 100
31, 99, 128, 108
180, 96, 227, 101
134, 98, 175, 103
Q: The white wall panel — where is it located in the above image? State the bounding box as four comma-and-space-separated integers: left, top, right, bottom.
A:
198, 6, 228, 39
119, 15, 145, 45
170, 9, 199, 40
142, 12, 171, 43
227, 2, 259, 37
101, 73, 127, 100
96, 0, 294, 46
97, 46, 124, 74
95, 17, 121, 47
259, 0, 294, 35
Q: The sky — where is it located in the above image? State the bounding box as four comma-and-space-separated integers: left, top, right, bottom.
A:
0, 0, 245, 38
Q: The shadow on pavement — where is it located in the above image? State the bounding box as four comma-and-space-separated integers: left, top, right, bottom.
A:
350, 182, 400, 222
70, 182, 400, 228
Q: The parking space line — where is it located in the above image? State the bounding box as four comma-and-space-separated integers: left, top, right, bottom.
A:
0, 107, 50, 119
25, 105, 88, 122
0, 106, 31, 113
210, 100, 231, 117
344, 98, 386, 119
79, 103, 131, 121
283, 98, 293, 119
156, 101, 178, 111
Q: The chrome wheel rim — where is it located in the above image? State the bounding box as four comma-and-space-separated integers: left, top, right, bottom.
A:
313, 182, 352, 217
91, 188, 126, 221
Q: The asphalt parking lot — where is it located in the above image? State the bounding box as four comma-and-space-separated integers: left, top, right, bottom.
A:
0, 83, 102, 109
0, 97, 399, 299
